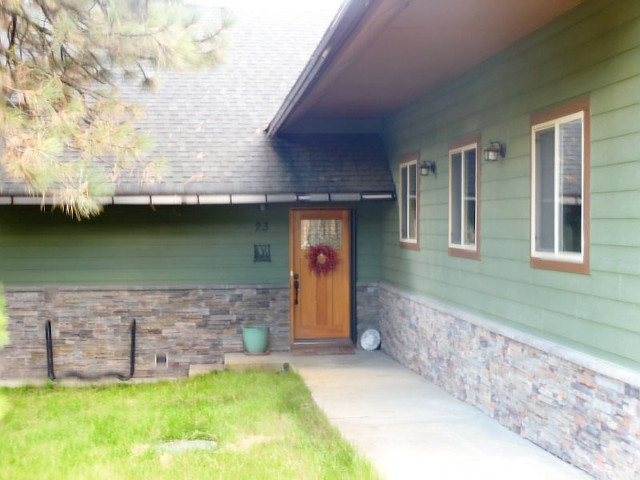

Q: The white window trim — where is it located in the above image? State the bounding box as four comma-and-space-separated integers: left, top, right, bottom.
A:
399, 158, 418, 245
530, 111, 585, 263
448, 142, 478, 251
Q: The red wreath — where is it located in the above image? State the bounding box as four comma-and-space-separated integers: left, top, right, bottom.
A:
307, 244, 339, 275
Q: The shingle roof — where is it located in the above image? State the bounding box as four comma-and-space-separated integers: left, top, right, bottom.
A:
0, 4, 395, 202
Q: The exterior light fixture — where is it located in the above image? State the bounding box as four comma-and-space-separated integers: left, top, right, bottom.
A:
420, 160, 436, 176
483, 141, 507, 162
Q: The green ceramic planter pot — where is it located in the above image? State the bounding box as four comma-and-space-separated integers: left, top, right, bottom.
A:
242, 326, 270, 355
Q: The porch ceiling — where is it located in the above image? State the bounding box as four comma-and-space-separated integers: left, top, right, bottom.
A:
271, 0, 582, 132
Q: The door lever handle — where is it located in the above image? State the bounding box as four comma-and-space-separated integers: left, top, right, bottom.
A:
293, 273, 299, 305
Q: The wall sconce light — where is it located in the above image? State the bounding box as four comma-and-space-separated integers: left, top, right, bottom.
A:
483, 141, 507, 162
420, 160, 436, 176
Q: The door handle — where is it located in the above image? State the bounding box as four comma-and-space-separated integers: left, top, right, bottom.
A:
293, 273, 299, 305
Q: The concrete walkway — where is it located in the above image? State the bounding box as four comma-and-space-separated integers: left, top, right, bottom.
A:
226, 350, 592, 480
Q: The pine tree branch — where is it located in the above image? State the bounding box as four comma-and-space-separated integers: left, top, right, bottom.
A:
1, 1, 229, 219
108, 23, 172, 38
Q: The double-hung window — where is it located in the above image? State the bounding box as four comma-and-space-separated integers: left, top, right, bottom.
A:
531, 99, 590, 273
449, 140, 479, 258
399, 155, 419, 248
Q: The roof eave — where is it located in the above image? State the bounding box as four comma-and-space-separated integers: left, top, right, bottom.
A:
266, 0, 376, 137
0, 192, 396, 207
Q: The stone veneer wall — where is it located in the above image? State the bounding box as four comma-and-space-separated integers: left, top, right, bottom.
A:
0, 283, 381, 382
378, 283, 640, 480
0, 285, 290, 381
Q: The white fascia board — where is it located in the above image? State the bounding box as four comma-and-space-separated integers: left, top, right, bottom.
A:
361, 192, 395, 200
198, 194, 231, 205
113, 196, 151, 205
149, 195, 200, 205
151, 195, 182, 205
231, 194, 267, 204
5, 196, 113, 205
12, 196, 48, 205
266, 193, 297, 203
329, 193, 361, 202
306, 193, 330, 202
181, 195, 200, 205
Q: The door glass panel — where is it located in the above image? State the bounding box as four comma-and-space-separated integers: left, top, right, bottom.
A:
301, 219, 342, 249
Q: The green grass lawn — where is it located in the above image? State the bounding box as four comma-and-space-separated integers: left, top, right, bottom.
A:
0, 371, 378, 480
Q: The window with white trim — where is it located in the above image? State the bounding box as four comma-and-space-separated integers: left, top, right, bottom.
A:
531, 111, 584, 264
449, 143, 477, 253
399, 157, 418, 246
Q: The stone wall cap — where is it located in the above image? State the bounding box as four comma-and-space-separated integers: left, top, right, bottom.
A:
5, 284, 288, 293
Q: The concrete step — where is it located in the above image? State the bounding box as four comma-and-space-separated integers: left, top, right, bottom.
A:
224, 352, 294, 372
291, 339, 355, 356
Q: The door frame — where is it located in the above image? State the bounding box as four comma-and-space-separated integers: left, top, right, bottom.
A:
288, 207, 357, 344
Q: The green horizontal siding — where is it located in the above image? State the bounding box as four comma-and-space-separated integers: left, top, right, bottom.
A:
0, 203, 385, 286
382, 0, 640, 367
354, 203, 387, 283
0, 205, 289, 285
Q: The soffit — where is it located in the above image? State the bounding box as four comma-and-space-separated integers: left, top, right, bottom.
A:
284, 0, 582, 123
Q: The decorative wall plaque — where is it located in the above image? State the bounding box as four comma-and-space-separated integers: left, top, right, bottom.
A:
254, 244, 271, 262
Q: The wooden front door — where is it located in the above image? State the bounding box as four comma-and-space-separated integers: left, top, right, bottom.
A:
289, 209, 351, 341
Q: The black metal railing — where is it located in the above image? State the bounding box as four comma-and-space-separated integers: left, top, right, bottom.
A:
45, 319, 136, 381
